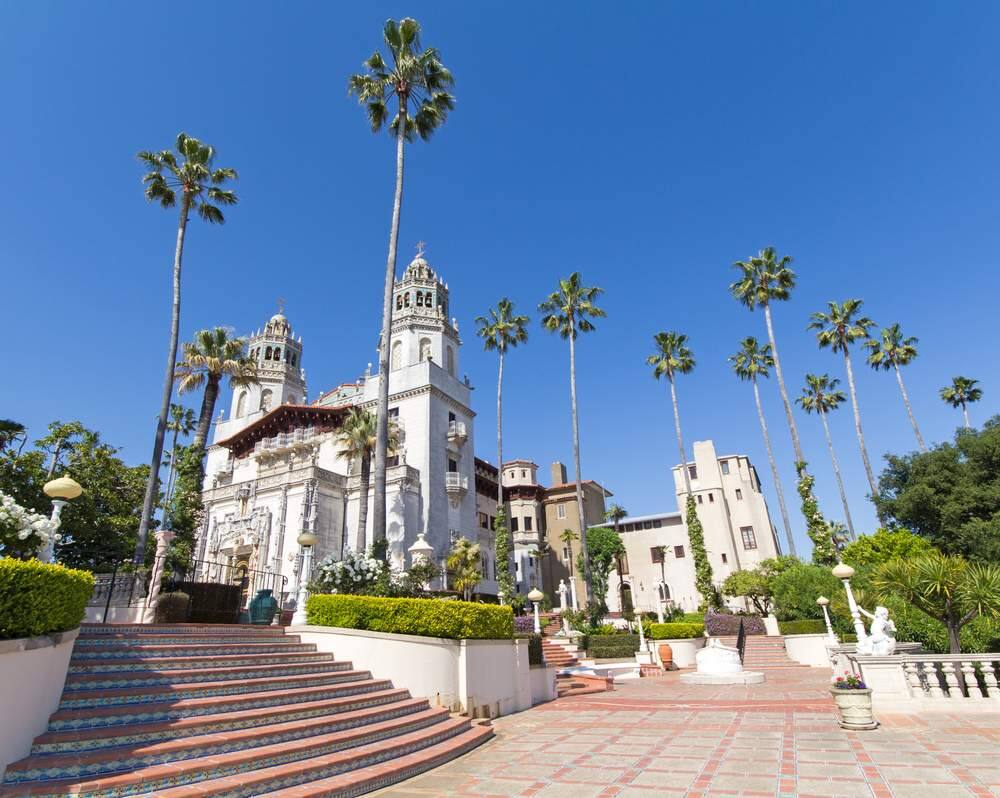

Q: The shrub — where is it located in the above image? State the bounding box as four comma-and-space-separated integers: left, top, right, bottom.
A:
154, 591, 191, 623
649, 622, 705, 639
0, 557, 94, 639
704, 611, 766, 636
513, 615, 536, 634
306, 594, 513, 640
778, 619, 825, 635
771, 562, 842, 621
517, 633, 543, 665
680, 611, 705, 623
587, 633, 640, 659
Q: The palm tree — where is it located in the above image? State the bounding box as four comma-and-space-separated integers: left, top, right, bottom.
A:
729, 337, 795, 556
647, 332, 696, 494
809, 300, 878, 496
162, 404, 196, 511
174, 327, 258, 451
447, 537, 482, 601
558, 528, 580, 578
539, 273, 606, 600
796, 374, 856, 541
335, 408, 400, 553
730, 248, 803, 463
0, 420, 27, 455
865, 324, 926, 451
134, 133, 237, 564
604, 503, 627, 533
940, 376, 982, 429
349, 18, 455, 557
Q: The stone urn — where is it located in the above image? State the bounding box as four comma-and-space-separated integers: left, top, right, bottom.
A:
657, 642, 674, 670
830, 687, 877, 730
249, 589, 278, 625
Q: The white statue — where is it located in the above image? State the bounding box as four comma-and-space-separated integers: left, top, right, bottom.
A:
694, 638, 744, 675
557, 579, 568, 611
856, 605, 896, 656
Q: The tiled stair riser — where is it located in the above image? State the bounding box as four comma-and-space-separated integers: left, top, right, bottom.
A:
69, 652, 334, 673
64, 661, 352, 690
79, 625, 284, 635
71, 643, 316, 659
75, 635, 298, 648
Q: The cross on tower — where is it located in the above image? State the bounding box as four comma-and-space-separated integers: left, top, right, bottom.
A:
276, 297, 286, 314
415, 241, 426, 257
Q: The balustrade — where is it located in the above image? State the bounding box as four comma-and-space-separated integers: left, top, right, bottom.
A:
892, 656, 1000, 701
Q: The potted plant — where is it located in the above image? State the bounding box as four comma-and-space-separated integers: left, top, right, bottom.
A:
830, 671, 877, 730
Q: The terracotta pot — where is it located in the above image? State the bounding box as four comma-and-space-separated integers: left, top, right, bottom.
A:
657, 642, 673, 669
830, 687, 878, 730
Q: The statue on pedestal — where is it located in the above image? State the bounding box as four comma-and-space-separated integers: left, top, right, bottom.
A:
856, 605, 896, 656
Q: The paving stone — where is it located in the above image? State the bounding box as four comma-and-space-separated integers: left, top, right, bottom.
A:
794, 777, 874, 797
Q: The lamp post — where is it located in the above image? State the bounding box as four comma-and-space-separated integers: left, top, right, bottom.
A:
832, 562, 867, 644
290, 531, 318, 626
528, 587, 544, 634
41, 476, 82, 563
816, 596, 839, 644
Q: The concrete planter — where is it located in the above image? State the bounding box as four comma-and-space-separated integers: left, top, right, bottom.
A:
830, 687, 878, 730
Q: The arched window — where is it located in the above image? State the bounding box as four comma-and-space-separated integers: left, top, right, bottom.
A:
291, 353, 297, 366
425, 291, 433, 307
416, 292, 424, 307
446, 346, 455, 376
659, 583, 671, 602
273, 347, 281, 362
419, 338, 432, 362
235, 391, 247, 418
391, 341, 403, 371
396, 295, 403, 311
404, 293, 410, 307
260, 389, 273, 412
265, 347, 272, 360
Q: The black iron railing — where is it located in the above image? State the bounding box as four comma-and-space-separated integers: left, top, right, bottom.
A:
736, 618, 747, 664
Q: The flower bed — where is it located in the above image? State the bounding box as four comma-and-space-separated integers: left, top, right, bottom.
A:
306, 594, 513, 640
0, 558, 94, 639
705, 611, 766, 636
649, 622, 705, 639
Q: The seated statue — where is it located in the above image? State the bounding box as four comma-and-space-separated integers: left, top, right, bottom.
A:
856, 605, 896, 656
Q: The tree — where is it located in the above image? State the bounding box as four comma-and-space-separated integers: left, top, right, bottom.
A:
558, 528, 579, 577
865, 323, 926, 451
840, 527, 935, 570
539, 273, 606, 601
729, 337, 795, 555
875, 552, 1000, 654
475, 297, 529, 602
604, 503, 627, 533
162, 404, 196, 515
796, 374, 856, 543
174, 327, 258, 450
808, 299, 878, 497
135, 133, 238, 564
335, 407, 400, 552
722, 568, 773, 615
0, 420, 26, 455
447, 537, 482, 601
577, 526, 625, 614
771, 561, 843, 621
873, 418, 1000, 562
164, 444, 204, 569
940, 376, 982, 429
349, 18, 455, 558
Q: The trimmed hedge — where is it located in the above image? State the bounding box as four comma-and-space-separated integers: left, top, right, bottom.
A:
306, 594, 514, 640
517, 633, 543, 665
650, 622, 705, 639
586, 633, 640, 659
778, 619, 825, 636
705, 611, 766, 636
0, 558, 94, 639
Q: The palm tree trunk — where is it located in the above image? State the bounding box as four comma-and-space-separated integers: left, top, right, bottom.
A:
961, 402, 970, 429
669, 375, 692, 496
163, 427, 181, 511
843, 351, 878, 496
497, 349, 504, 509
568, 328, 592, 599
192, 376, 220, 451
356, 452, 371, 552
135, 193, 191, 564
892, 364, 926, 452
752, 377, 796, 556
820, 409, 856, 541
371, 108, 406, 558
764, 304, 804, 463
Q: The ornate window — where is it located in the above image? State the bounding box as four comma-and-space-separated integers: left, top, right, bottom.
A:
265, 347, 272, 360
235, 391, 247, 418
260, 389, 273, 412
419, 338, 432, 362
396, 295, 403, 311
424, 291, 433, 306
273, 347, 281, 362
391, 341, 403, 371
416, 292, 424, 307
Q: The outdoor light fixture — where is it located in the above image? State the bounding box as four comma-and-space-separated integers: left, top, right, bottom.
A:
40, 475, 82, 563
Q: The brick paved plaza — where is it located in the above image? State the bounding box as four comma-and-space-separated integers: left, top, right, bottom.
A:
376, 668, 1000, 798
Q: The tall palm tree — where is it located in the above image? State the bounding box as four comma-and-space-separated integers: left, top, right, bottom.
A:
539, 273, 606, 600
940, 376, 982, 429
865, 324, 926, 451
174, 327, 258, 451
604, 503, 627, 533
134, 133, 237, 564
349, 18, 455, 557
808, 299, 877, 496
162, 404, 196, 512
647, 332, 696, 495
558, 528, 579, 578
335, 408, 400, 553
729, 337, 795, 556
730, 248, 803, 463
796, 374, 856, 541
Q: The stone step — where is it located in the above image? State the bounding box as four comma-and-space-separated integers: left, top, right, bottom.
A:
73, 634, 304, 649
71, 640, 316, 660
4, 704, 443, 788
253, 724, 494, 798
32, 688, 414, 755
47, 678, 395, 730
1, 710, 463, 797
68, 650, 335, 674
79, 624, 287, 637
57, 669, 373, 710
64, 659, 353, 690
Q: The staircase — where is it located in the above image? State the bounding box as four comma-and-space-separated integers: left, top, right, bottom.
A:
717, 635, 804, 669
536, 615, 609, 698
0, 624, 491, 797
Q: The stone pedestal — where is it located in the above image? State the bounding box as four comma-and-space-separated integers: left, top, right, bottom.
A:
680, 638, 765, 685
142, 530, 175, 624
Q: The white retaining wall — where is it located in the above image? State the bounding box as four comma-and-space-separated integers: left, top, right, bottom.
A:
649, 637, 706, 669
783, 634, 834, 667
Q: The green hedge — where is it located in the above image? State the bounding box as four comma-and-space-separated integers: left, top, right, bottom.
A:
0, 558, 94, 639
306, 594, 513, 640
586, 633, 640, 659
517, 633, 543, 665
650, 622, 705, 639
778, 619, 826, 635
679, 612, 705, 623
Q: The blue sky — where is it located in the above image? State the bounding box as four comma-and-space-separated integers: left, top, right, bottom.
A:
2, 2, 998, 557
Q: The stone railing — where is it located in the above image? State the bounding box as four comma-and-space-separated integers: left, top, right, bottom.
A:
252, 427, 320, 455
851, 651, 1000, 706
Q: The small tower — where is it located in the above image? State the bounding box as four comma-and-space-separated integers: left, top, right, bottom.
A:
230, 303, 307, 422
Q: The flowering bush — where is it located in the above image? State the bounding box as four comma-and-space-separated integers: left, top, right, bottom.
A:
513, 615, 536, 633
832, 671, 867, 690
314, 549, 387, 595
0, 491, 60, 560
704, 610, 766, 636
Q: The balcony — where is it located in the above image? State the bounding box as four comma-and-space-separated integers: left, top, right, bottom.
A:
447, 420, 468, 446
252, 427, 319, 459
445, 471, 469, 502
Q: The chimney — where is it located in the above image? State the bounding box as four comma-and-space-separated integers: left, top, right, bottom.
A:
551, 461, 567, 485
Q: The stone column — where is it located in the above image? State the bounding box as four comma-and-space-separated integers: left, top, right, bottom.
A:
142, 530, 176, 624
569, 578, 579, 611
